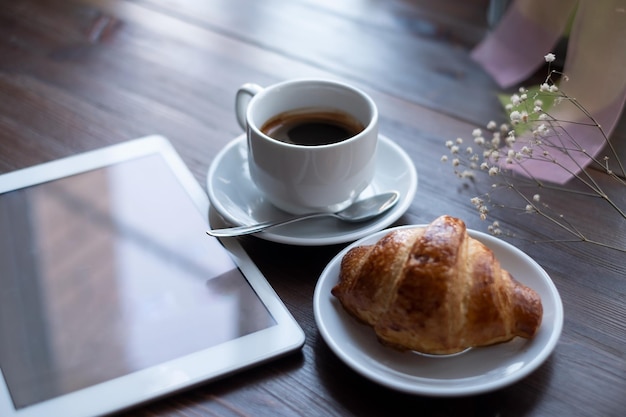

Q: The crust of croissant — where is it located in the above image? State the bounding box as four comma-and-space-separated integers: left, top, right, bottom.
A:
331, 215, 543, 354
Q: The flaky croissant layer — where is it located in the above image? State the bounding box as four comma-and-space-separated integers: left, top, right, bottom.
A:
331, 215, 543, 354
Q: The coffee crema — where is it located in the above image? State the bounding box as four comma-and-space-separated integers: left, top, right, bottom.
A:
261, 108, 365, 146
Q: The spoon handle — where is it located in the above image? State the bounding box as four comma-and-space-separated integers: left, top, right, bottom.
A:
207, 212, 331, 237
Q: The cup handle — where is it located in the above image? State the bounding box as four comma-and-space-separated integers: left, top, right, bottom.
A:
235, 83, 264, 130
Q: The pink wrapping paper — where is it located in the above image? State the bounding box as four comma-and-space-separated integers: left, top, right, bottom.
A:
472, 0, 626, 184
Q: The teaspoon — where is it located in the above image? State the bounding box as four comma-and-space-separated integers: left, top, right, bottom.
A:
207, 191, 400, 237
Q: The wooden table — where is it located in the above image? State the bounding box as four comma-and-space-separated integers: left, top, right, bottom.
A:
1, 0, 624, 416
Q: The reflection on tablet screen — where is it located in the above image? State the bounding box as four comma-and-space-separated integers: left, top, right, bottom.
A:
0, 154, 276, 409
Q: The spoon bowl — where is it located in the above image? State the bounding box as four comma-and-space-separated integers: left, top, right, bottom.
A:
207, 191, 400, 237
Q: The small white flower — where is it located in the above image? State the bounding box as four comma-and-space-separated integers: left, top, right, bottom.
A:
480, 162, 490, 170
486, 120, 497, 130
525, 204, 535, 213
540, 83, 550, 92
521, 111, 529, 122
549, 84, 559, 93
511, 94, 521, 106
544, 53, 556, 63
452, 158, 460, 167
474, 136, 485, 146
456, 137, 464, 144
465, 146, 473, 154
445, 140, 454, 148
488, 167, 499, 176
472, 129, 482, 138
441, 155, 448, 163
450, 145, 460, 154
510, 110, 522, 122
505, 135, 516, 146
539, 113, 549, 120
533, 194, 541, 202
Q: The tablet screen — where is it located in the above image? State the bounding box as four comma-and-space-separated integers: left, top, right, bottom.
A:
0, 152, 276, 409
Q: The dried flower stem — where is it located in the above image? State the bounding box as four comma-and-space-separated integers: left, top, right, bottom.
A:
444, 54, 625, 252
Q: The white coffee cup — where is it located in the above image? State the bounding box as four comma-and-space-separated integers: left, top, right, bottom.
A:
235, 79, 378, 214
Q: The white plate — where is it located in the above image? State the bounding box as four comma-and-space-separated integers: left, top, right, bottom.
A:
313, 226, 564, 396
206, 134, 417, 246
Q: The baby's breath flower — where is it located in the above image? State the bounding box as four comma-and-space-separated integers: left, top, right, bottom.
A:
474, 136, 485, 146
540, 83, 550, 92
472, 129, 482, 138
465, 146, 473, 154
450, 145, 460, 154
452, 158, 460, 167
440, 155, 448, 163
544, 53, 556, 62
480, 162, 490, 170
456, 137, 464, 144
488, 220, 502, 236
525, 204, 535, 213
470, 197, 483, 206
488, 166, 499, 176
521, 111, 529, 122
486, 120, 497, 130
510, 110, 522, 123
445, 140, 453, 148
511, 94, 521, 106
533, 194, 541, 202
505, 134, 516, 146
505, 103, 514, 111
549, 85, 559, 93
534, 99, 543, 107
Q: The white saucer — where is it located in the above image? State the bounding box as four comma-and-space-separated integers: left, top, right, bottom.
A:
313, 226, 564, 396
206, 134, 418, 246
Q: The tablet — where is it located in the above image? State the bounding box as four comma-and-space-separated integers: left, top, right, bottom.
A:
0, 135, 305, 417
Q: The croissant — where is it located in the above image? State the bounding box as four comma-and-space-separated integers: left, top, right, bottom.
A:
331, 215, 543, 355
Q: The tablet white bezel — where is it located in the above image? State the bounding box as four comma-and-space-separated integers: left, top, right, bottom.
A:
0, 135, 305, 417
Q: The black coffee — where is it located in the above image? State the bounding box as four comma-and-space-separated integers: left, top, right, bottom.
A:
261, 108, 365, 146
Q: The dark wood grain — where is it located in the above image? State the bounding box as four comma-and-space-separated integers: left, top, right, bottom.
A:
1, 0, 624, 416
